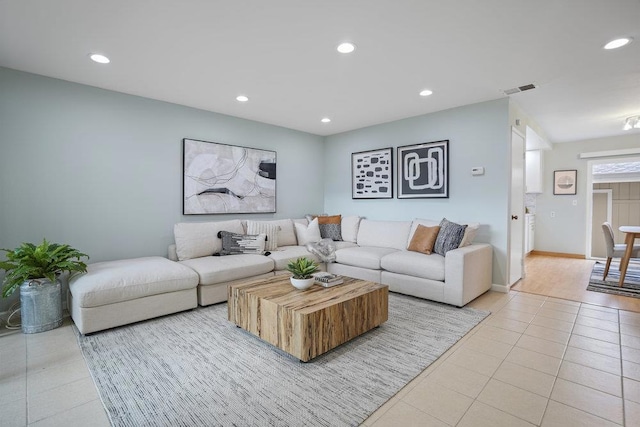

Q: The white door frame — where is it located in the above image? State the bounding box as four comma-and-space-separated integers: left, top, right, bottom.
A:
585, 155, 640, 259
588, 189, 612, 259
508, 127, 525, 288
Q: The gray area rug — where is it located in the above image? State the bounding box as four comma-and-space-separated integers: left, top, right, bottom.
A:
76, 293, 489, 426
588, 261, 640, 298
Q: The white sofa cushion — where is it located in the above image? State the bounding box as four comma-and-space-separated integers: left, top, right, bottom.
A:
334, 241, 359, 250
69, 257, 199, 308
459, 222, 480, 247
179, 255, 274, 286
174, 220, 244, 261
295, 218, 322, 245
357, 219, 412, 250
268, 246, 321, 270
335, 246, 398, 270
341, 215, 362, 243
381, 251, 445, 281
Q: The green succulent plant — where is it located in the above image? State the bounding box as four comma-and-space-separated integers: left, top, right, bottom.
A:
286, 257, 318, 279
0, 239, 89, 298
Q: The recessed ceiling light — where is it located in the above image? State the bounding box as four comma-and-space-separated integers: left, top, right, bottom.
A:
419, 89, 433, 97
321, 118, 331, 123
623, 115, 640, 130
604, 37, 632, 50
236, 95, 249, 102
89, 53, 110, 64
336, 42, 356, 54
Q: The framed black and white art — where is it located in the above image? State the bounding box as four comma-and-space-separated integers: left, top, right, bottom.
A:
397, 140, 449, 199
553, 169, 577, 195
183, 138, 277, 214
351, 147, 393, 199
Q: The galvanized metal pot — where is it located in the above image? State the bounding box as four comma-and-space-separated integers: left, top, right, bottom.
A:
20, 278, 63, 334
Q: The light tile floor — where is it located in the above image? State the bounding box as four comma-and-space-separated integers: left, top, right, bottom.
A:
364, 290, 640, 426
1, 290, 639, 426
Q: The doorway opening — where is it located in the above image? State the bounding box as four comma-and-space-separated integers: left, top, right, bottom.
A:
586, 156, 640, 259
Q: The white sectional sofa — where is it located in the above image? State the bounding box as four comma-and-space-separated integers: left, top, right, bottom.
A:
168, 216, 492, 308
68, 215, 492, 334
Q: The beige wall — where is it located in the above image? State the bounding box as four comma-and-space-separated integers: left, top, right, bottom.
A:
535, 134, 640, 255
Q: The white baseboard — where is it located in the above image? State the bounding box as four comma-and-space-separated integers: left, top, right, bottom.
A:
491, 283, 510, 293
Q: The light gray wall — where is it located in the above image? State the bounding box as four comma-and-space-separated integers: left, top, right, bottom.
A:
535, 134, 640, 255
323, 99, 511, 287
0, 68, 515, 314
0, 67, 325, 310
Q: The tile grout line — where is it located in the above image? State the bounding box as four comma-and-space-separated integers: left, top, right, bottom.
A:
620, 309, 626, 427
452, 293, 549, 426
545, 302, 626, 426
413, 293, 518, 426
538, 299, 580, 426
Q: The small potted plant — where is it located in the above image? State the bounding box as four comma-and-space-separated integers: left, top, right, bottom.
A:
286, 257, 318, 290
1, 239, 89, 333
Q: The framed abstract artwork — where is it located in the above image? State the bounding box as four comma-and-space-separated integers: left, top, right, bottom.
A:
553, 169, 577, 195
183, 138, 276, 214
397, 140, 449, 199
351, 147, 393, 199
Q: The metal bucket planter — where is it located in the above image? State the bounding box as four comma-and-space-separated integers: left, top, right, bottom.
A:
20, 278, 63, 334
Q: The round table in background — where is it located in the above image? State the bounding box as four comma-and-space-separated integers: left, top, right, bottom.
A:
618, 226, 640, 286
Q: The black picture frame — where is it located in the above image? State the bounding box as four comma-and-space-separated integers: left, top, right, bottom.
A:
183, 138, 277, 214
553, 169, 577, 195
397, 140, 449, 199
351, 147, 394, 199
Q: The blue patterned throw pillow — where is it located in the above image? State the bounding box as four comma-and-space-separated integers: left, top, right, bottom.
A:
433, 218, 467, 256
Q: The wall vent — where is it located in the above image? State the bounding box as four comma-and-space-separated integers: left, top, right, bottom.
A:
504, 83, 537, 95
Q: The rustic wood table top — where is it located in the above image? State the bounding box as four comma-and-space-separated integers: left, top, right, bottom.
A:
228, 275, 388, 361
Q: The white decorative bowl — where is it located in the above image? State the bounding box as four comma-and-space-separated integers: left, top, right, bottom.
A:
290, 277, 314, 290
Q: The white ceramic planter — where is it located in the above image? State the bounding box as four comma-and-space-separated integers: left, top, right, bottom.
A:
290, 277, 314, 290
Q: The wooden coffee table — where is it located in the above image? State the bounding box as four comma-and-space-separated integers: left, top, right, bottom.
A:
228, 275, 388, 362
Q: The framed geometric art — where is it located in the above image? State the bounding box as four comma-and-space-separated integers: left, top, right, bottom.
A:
351, 147, 393, 199
553, 169, 577, 195
183, 138, 276, 214
397, 140, 449, 198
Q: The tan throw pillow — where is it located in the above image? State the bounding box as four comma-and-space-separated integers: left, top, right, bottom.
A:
407, 225, 440, 255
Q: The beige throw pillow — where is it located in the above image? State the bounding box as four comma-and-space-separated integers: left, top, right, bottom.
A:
407, 225, 440, 255
246, 220, 279, 251
294, 218, 322, 245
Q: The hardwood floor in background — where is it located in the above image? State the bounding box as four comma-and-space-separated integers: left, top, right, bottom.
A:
513, 253, 640, 312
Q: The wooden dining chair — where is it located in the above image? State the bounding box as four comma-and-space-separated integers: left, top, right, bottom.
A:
602, 222, 640, 280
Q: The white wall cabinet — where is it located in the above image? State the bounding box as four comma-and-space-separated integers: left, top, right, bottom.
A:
525, 214, 535, 254
525, 150, 543, 194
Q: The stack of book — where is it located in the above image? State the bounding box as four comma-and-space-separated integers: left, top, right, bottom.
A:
313, 272, 343, 287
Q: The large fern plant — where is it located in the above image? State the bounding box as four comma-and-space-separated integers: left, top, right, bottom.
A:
286, 257, 318, 279
0, 239, 89, 298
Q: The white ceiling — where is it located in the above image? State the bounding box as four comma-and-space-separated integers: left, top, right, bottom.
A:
1, 0, 639, 142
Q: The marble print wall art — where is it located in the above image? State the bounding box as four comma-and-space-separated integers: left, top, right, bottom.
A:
183, 139, 276, 214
